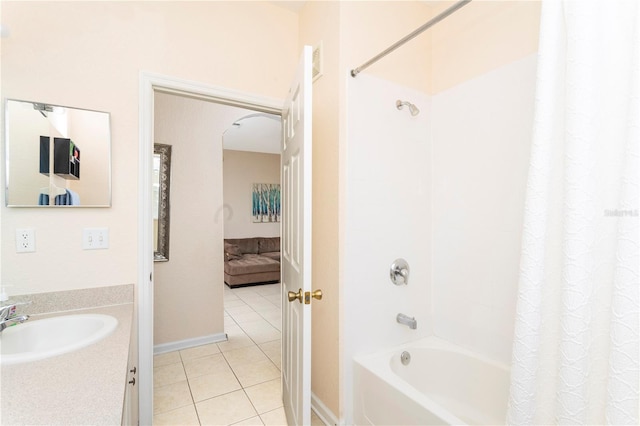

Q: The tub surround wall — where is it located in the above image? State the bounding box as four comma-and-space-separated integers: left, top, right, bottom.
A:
343, 3, 540, 423
431, 54, 538, 364
334, 3, 435, 422
343, 73, 432, 423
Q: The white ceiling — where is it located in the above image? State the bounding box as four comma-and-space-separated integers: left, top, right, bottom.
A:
222, 112, 281, 155
155, 92, 281, 155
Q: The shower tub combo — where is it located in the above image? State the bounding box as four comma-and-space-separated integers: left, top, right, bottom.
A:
353, 337, 510, 425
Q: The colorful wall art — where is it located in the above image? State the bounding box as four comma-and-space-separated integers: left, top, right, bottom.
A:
252, 183, 281, 223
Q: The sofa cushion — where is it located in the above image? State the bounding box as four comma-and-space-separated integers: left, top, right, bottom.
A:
224, 242, 243, 261
225, 238, 260, 254
261, 251, 280, 261
224, 254, 280, 275
258, 237, 280, 254
225, 270, 280, 286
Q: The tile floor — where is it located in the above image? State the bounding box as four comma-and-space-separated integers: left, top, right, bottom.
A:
152, 282, 323, 426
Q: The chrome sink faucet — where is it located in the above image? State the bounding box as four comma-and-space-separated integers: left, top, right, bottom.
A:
397, 313, 417, 330
0, 302, 30, 332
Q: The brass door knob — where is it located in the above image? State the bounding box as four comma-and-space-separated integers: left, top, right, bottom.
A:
288, 288, 303, 303
304, 289, 323, 304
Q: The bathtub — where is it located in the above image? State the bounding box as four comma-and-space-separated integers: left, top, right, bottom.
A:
353, 336, 510, 425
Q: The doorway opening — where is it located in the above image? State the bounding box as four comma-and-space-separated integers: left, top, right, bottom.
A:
138, 73, 284, 424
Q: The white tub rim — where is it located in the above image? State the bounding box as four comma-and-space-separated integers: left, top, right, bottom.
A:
353, 335, 512, 425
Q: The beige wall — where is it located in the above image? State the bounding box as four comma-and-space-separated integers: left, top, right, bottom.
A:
66, 110, 111, 205
6, 103, 52, 206
153, 92, 227, 345
223, 150, 281, 239
299, 1, 342, 417
429, 0, 541, 93
341, 1, 433, 93
1, 2, 298, 296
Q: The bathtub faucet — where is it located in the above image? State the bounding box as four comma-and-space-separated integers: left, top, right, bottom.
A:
396, 313, 417, 330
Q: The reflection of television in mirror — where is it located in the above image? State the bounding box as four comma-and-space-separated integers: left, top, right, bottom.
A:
39, 136, 80, 179
54, 138, 80, 180
39, 136, 50, 175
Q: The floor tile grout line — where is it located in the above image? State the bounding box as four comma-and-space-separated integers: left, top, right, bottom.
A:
155, 283, 283, 425
189, 347, 280, 421
219, 346, 280, 390
231, 323, 281, 370
208, 342, 278, 424
181, 355, 203, 426
230, 284, 282, 387
153, 401, 199, 419
239, 387, 261, 423
185, 345, 247, 425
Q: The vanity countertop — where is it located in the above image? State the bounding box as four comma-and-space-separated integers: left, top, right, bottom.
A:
1, 302, 133, 425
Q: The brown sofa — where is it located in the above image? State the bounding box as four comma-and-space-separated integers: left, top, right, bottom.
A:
224, 237, 280, 287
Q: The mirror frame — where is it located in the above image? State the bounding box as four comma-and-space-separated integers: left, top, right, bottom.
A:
154, 143, 172, 262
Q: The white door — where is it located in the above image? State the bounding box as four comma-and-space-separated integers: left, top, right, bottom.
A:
282, 45, 313, 426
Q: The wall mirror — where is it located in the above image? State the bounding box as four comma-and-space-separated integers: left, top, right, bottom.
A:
154, 143, 172, 262
5, 99, 111, 207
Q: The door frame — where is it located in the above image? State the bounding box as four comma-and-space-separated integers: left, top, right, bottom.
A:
138, 72, 284, 424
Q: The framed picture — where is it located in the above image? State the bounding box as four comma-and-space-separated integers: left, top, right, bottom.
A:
252, 183, 281, 223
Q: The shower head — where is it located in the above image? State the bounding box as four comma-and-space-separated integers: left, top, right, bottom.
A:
396, 100, 420, 116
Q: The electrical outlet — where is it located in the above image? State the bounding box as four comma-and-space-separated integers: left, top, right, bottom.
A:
15, 228, 35, 253
83, 228, 109, 250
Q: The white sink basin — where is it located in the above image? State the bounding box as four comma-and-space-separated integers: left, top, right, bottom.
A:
0, 314, 118, 365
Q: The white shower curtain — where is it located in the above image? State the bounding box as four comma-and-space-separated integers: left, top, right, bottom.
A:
507, 1, 639, 425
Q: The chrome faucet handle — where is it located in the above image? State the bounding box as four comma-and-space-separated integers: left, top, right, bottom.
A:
0, 301, 32, 310
0, 314, 30, 332
390, 259, 410, 285
0, 301, 31, 319
2, 314, 29, 323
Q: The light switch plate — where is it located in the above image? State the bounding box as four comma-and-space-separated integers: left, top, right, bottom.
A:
83, 228, 109, 250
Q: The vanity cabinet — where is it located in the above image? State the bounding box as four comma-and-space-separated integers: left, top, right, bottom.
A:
122, 310, 139, 425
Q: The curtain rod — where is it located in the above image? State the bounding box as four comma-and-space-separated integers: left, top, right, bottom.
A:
350, 0, 472, 78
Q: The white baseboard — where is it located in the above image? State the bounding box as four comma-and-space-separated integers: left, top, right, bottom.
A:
153, 332, 228, 355
312, 391, 341, 426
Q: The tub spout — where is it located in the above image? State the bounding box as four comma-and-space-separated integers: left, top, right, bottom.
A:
397, 313, 417, 330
